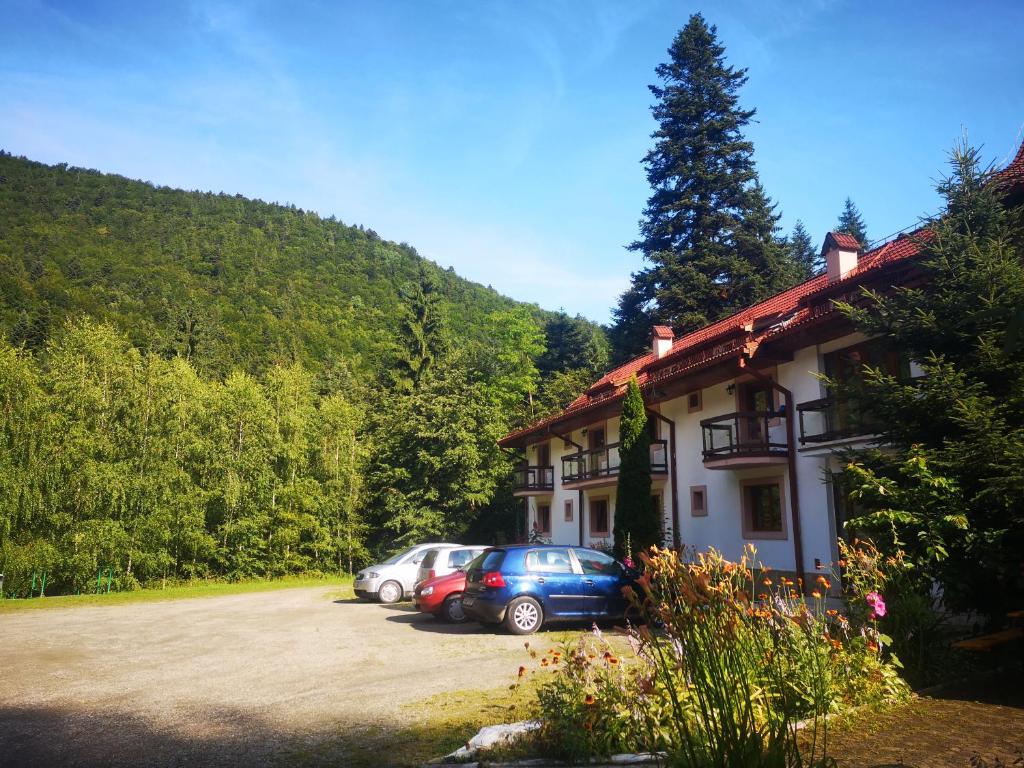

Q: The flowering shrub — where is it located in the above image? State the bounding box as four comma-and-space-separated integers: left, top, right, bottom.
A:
515, 631, 646, 762
526, 544, 909, 766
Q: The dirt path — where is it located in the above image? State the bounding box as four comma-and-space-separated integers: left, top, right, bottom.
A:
0, 587, 532, 767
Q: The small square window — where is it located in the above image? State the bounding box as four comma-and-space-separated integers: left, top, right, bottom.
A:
687, 390, 702, 413
690, 485, 708, 517
741, 479, 787, 539
564, 499, 573, 522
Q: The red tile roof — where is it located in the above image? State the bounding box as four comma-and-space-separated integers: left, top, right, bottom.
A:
499, 139, 1024, 448
822, 231, 862, 254
995, 139, 1024, 189
653, 325, 674, 339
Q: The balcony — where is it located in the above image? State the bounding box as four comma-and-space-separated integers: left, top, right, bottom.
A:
796, 396, 880, 446
700, 411, 788, 469
512, 465, 555, 496
561, 439, 669, 489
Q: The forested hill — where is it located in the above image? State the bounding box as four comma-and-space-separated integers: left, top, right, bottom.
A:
0, 151, 609, 596
0, 151, 597, 379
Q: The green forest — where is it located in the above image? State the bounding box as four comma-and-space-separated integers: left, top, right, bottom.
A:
0, 152, 608, 596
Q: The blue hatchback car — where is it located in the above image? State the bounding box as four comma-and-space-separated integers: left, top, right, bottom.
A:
461, 545, 637, 634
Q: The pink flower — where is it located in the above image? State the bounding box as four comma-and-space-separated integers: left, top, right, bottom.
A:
865, 592, 887, 618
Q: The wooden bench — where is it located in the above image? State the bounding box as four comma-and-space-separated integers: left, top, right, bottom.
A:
953, 627, 1024, 652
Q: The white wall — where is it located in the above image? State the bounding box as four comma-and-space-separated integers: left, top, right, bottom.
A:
522, 331, 876, 571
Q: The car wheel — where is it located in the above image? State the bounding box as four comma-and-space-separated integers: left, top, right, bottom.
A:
377, 580, 402, 604
504, 596, 543, 635
442, 593, 467, 623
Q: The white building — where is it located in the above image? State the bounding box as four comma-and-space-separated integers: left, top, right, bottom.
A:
499, 141, 1024, 584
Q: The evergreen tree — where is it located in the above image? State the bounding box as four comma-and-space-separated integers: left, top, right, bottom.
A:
836, 197, 869, 250
613, 14, 802, 361
613, 376, 660, 557
836, 143, 1024, 622
392, 267, 448, 392
789, 220, 820, 277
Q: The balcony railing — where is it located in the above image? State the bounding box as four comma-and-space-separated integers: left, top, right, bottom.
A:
561, 439, 668, 485
796, 396, 880, 445
512, 465, 555, 493
700, 411, 788, 462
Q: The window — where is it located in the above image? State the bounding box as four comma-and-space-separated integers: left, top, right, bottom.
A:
741, 478, 786, 539
690, 485, 708, 517
421, 549, 440, 569
589, 497, 610, 536
448, 549, 482, 569
537, 504, 551, 534
576, 549, 622, 576
687, 390, 702, 413
525, 548, 574, 573
564, 499, 573, 522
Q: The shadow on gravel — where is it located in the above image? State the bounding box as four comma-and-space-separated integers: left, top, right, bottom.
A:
383, 611, 497, 634
0, 704, 333, 768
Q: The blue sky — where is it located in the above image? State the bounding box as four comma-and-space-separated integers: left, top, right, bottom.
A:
1, 1, 1022, 323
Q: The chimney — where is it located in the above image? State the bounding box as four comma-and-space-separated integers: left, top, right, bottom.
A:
821, 231, 860, 282
652, 325, 674, 359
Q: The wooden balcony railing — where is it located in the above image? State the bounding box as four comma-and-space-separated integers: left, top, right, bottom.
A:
700, 411, 788, 462
561, 439, 669, 484
512, 465, 555, 493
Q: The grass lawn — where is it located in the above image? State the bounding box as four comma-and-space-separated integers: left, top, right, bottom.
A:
0, 573, 354, 613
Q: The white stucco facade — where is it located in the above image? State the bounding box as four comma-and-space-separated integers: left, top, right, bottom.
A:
517, 331, 883, 576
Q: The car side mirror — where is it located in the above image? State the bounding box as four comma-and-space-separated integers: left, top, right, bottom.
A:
412, 558, 423, 565
454, 565, 465, 572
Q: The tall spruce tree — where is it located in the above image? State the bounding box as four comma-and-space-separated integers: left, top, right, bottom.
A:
789, 220, 820, 277
612, 14, 801, 361
836, 197, 869, 250
613, 376, 660, 557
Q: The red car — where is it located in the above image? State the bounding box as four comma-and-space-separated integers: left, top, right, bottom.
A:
413, 570, 468, 622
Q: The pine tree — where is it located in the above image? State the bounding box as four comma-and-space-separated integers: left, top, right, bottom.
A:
836, 197, 869, 250
613, 376, 660, 557
612, 14, 802, 361
836, 143, 1024, 622
789, 220, 819, 277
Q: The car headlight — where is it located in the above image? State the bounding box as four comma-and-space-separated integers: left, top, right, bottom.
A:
421, 586, 434, 597
366, 572, 379, 579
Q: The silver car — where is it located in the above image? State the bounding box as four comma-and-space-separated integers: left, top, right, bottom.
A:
354, 543, 458, 604
416, 546, 489, 588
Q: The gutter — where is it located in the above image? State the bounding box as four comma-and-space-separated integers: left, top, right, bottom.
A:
552, 431, 585, 547
648, 410, 681, 550
737, 357, 807, 589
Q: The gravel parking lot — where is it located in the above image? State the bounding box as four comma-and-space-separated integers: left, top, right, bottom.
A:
0, 586, 539, 767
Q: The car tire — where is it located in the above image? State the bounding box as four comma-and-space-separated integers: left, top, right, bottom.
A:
377, 580, 402, 604
441, 593, 467, 623
504, 596, 543, 635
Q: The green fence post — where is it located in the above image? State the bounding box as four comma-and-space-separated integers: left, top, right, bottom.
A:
96, 569, 102, 594
39, 570, 47, 597
31, 571, 37, 596
106, 568, 113, 594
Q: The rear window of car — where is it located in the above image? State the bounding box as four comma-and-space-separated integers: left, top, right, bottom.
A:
479, 550, 505, 571
448, 549, 478, 568
420, 549, 439, 569
525, 548, 574, 574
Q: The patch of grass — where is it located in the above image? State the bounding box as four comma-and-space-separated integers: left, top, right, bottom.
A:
0, 574, 354, 613
289, 628, 635, 768
290, 680, 544, 768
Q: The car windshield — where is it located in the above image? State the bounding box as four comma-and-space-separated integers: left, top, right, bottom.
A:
381, 547, 417, 565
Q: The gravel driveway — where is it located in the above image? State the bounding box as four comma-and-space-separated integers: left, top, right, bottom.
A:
0, 587, 535, 767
